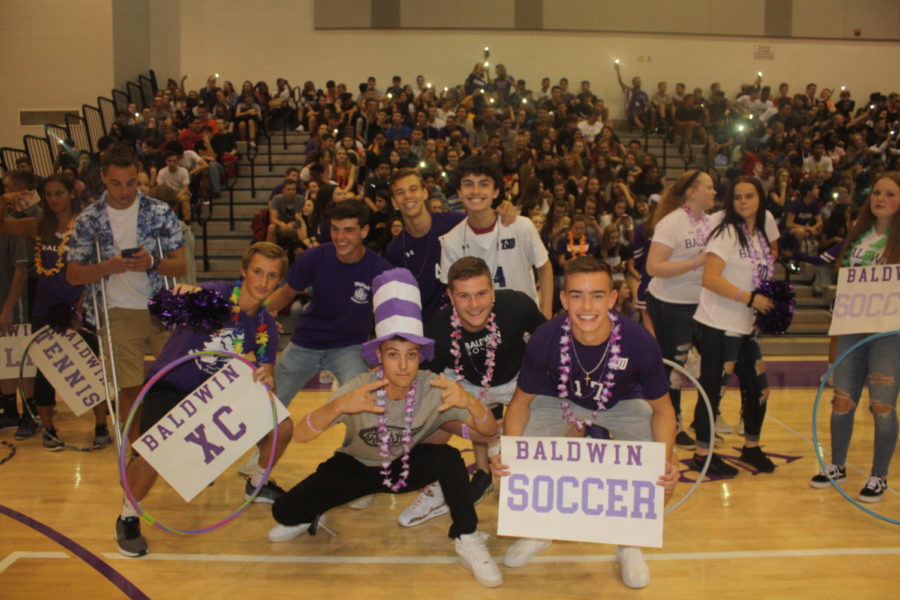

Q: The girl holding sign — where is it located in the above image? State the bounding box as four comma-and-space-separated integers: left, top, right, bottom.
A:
692, 176, 781, 476
29, 174, 110, 449
810, 172, 900, 502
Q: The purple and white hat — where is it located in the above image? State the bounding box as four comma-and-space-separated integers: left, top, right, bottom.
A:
361, 268, 435, 365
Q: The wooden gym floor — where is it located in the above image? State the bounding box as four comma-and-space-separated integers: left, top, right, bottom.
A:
1, 385, 898, 600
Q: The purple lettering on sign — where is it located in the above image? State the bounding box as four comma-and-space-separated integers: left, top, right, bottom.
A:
626, 445, 642, 466
507, 473, 529, 511
183, 424, 226, 464
630, 481, 658, 520
606, 479, 628, 517
516, 440, 528, 460
532, 475, 554, 513
157, 423, 173, 441
582, 477, 604, 515
141, 434, 158, 451
533, 441, 547, 461
557, 476, 579, 514
179, 398, 197, 418
586, 442, 606, 463
42, 342, 63, 359
212, 406, 247, 441
193, 383, 214, 404
567, 441, 580, 462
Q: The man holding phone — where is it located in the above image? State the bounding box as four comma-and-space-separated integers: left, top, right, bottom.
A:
68, 145, 186, 442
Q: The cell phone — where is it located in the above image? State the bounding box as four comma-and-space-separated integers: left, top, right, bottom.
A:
121, 247, 140, 258
17, 189, 40, 211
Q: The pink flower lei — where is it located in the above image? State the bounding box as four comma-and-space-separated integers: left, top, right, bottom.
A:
739, 222, 774, 290
558, 313, 623, 430
682, 204, 712, 246
374, 369, 418, 492
449, 309, 498, 408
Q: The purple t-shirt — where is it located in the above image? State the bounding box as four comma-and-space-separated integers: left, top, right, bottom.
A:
33, 232, 84, 318
517, 313, 668, 410
146, 280, 278, 392
789, 199, 819, 227
286, 243, 390, 349
384, 211, 465, 323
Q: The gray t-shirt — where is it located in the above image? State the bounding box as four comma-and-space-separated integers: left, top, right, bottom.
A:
332, 370, 470, 466
269, 194, 301, 224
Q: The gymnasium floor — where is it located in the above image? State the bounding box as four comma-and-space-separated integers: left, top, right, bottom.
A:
1, 378, 898, 599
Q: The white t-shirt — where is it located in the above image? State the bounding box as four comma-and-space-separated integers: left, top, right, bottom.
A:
156, 166, 190, 193
802, 155, 833, 178
694, 224, 774, 335
105, 201, 152, 309
577, 119, 604, 139
649, 209, 778, 305
439, 215, 549, 304
845, 227, 887, 266
178, 150, 203, 172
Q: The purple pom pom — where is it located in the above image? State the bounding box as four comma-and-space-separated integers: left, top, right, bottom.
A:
754, 280, 796, 335
148, 288, 232, 334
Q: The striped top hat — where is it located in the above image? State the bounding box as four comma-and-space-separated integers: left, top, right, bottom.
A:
361, 267, 435, 365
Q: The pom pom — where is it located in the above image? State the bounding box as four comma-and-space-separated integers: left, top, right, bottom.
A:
45, 303, 78, 334
754, 280, 796, 335
148, 288, 232, 334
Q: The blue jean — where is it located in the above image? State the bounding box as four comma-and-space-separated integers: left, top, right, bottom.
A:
646, 293, 696, 417
830, 333, 900, 477
274, 342, 368, 407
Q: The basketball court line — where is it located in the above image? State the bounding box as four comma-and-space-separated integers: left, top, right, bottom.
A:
3, 546, 900, 573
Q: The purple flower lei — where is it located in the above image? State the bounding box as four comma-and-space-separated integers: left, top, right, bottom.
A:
739, 222, 774, 290
558, 312, 623, 430
374, 369, 418, 492
449, 309, 498, 408
682, 204, 712, 245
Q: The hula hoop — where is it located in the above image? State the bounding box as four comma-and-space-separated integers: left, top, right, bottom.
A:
18, 329, 95, 452
663, 358, 716, 514
118, 350, 280, 535
812, 330, 900, 526
0, 441, 16, 465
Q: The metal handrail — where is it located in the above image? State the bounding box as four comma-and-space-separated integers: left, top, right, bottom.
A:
23, 135, 54, 178
65, 113, 90, 152
247, 143, 259, 198
0, 147, 27, 173
97, 96, 116, 132
126, 81, 145, 109
111, 89, 130, 113
139, 73, 156, 108
82, 105, 104, 152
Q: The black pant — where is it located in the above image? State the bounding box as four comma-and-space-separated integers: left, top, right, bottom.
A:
646, 293, 697, 417
692, 321, 769, 448
272, 444, 477, 539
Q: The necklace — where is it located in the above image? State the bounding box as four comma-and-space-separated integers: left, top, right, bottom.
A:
739, 223, 774, 290
570, 330, 611, 385
374, 369, 418, 492
557, 313, 623, 430
449, 309, 498, 407
682, 204, 711, 245
34, 227, 72, 277
229, 282, 269, 362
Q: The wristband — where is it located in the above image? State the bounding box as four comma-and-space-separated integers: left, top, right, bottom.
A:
746, 291, 757, 308
734, 289, 745, 303
305, 412, 324, 434
461, 424, 471, 440
147, 254, 158, 272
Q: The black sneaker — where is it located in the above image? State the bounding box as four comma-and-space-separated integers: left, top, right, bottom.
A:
471, 469, 494, 504
14, 415, 37, 440
115, 516, 148, 557
92, 425, 112, 449
739, 446, 776, 473
675, 430, 696, 449
690, 453, 738, 477
42, 428, 64, 452
858, 476, 887, 503
245, 479, 285, 503
809, 464, 847, 489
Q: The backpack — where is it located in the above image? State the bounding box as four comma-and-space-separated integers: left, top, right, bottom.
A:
251, 208, 269, 241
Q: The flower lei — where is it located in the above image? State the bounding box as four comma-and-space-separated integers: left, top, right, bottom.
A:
567, 229, 590, 257
740, 223, 774, 290
229, 283, 269, 362
449, 309, 498, 407
374, 369, 418, 492
34, 231, 71, 277
682, 204, 711, 246
558, 312, 622, 430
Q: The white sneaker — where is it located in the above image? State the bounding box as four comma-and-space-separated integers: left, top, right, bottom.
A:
349, 494, 374, 509
238, 448, 261, 476
617, 546, 650, 588
295, 124, 305, 132
318, 370, 334, 385
502, 538, 552, 567
397, 482, 449, 527
454, 531, 503, 588
715, 414, 733, 434
267, 515, 327, 543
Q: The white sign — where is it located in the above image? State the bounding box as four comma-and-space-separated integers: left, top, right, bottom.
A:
135, 359, 290, 502
828, 265, 900, 336
498, 436, 665, 548
24, 326, 105, 417
0, 324, 36, 378
754, 45, 774, 60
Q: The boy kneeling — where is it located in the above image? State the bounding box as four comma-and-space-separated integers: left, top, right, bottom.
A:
269, 268, 503, 588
